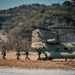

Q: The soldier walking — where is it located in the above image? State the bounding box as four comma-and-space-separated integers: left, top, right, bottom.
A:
2, 49, 6, 60
25, 51, 30, 60
38, 52, 41, 59
16, 50, 20, 60
1, 45, 6, 60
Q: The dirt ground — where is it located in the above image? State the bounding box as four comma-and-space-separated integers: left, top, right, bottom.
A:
0, 51, 75, 69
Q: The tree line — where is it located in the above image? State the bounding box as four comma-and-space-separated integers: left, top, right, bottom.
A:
0, 1, 75, 51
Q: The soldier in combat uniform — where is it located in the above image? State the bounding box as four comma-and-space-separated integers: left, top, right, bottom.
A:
16, 50, 20, 60
38, 52, 41, 59
2, 49, 6, 60
25, 51, 30, 60
1, 45, 6, 60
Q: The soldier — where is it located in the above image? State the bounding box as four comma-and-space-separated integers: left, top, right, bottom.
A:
2, 49, 6, 60
25, 51, 30, 60
38, 52, 41, 59
1, 45, 6, 60
16, 50, 20, 60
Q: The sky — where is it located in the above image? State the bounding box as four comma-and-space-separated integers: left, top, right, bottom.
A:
0, 0, 71, 10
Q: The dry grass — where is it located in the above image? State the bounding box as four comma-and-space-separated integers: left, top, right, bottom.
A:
0, 51, 75, 69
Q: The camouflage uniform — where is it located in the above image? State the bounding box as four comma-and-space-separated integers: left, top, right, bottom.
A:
38, 52, 41, 59
16, 50, 20, 60
2, 50, 6, 60
25, 51, 30, 60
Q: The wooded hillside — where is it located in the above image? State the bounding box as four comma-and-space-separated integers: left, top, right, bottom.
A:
0, 1, 75, 51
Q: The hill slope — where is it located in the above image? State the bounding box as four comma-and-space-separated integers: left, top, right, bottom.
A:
0, 1, 75, 51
